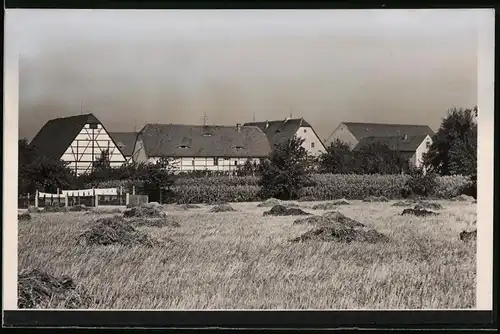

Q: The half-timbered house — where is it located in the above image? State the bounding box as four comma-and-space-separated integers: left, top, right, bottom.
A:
29, 113, 127, 176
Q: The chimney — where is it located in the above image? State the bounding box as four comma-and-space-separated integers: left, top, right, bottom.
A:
265, 120, 269, 129
403, 134, 408, 141
236, 123, 242, 132
284, 117, 290, 123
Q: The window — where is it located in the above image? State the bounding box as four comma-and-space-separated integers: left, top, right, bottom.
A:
213, 157, 218, 166
191, 160, 195, 166
426, 141, 431, 148
234, 146, 244, 150
311, 142, 315, 148
202, 133, 213, 137
234, 161, 238, 166
304, 129, 307, 133
89, 123, 98, 129
178, 145, 189, 149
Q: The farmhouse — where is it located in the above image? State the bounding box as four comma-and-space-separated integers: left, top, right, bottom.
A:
131, 123, 271, 172
108, 132, 138, 162
29, 113, 127, 176
326, 122, 435, 168
243, 117, 326, 156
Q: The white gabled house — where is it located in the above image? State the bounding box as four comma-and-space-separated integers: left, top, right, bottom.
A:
131, 123, 272, 172
244, 117, 326, 156
29, 113, 127, 176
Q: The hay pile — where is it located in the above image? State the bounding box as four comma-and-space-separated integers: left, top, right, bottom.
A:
333, 199, 351, 205
123, 205, 166, 218
322, 211, 366, 228
263, 205, 311, 216
297, 196, 317, 202
77, 217, 159, 247
362, 196, 389, 202
459, 229, 477, 243
257, 198, 282, 207
392, 200, 443, 210
43, 205, 69, 213
401, 208, 438, 217
290, 224, 389, 244
210, 204, 236, 213
18, 269, 91, 309
18, 213, 32, 221
452, 194, 476, 202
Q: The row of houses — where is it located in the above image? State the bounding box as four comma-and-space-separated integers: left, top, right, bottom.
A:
28, 113, 435, 176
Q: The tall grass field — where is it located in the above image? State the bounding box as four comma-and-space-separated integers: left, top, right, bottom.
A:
18, 199, 476, 309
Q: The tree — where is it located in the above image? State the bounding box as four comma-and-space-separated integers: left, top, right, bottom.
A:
142, 157, 176, 203
423, 107, 477, 176
18, 139, 76, 194
317, 139, 354, 174
353, 142, 405, 175
258, 135, 310, 200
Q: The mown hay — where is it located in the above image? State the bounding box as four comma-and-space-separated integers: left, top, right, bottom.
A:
459, 229, 477, 243
123, 205, 166, 218
129, 216, 181, 228
312, 202, 338, 210
333, 199, 351, 205
77, 217, 159, 247
18, 269, 92, 309
401, 208, 438, 217
290, 225, 389, 244
263, 205, 311, 217
257, 198, 282, 207
18, 213, 32, 221
298, 195, 317, 202
363, 196, 389, 202
210, 204, 236, 213
451, 194, 475, 202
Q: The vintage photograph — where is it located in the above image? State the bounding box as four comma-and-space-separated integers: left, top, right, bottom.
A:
13, 9, 483, 310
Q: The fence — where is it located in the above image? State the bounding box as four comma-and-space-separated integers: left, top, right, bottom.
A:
25, 187, 134, 208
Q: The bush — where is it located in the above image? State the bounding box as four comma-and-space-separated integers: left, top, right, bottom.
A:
401, 167, 438, 198
170, 185, 260, 204
433, 175, 472, 199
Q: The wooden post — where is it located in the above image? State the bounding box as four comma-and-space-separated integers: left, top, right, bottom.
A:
126, 193, 130, 206
119, 186, 123, 205
64, 194, 68, 207
35, 190, 39, 208
132, 186, 136, 195
95, 194, 99, 208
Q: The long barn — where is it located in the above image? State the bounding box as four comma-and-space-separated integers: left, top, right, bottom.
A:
29, 113, 127, 176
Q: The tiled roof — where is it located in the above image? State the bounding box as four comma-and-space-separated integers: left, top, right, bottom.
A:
108, 132, 138, 157
354, 134, 430, 152
139, 123, 271, 158
243, 118, 314, 147
342, 122, 434, 141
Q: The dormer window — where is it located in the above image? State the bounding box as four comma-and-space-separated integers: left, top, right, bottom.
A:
304, 129, 307, 133
202, 133, 213, 137
234, 146, 244, 150
426, 141, 431, 148
178, 145, 190, 149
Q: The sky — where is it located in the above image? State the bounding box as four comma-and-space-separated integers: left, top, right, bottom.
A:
14, 9, 481, 142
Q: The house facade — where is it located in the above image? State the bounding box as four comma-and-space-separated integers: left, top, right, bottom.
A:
243, 117, 326, 156
131, 123, 271, 172
326, 122, 435, 168
29, 113, 127, 176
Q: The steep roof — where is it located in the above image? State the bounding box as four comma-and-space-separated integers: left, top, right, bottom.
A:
243, 118, 315, 147
108, 132, 138, 157
354, 134, 430, 152
342, 122, 435, 141
139, 123, 271, 158
29, 113, 101, 160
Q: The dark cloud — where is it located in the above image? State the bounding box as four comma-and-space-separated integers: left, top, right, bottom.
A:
17, 10, 478, 141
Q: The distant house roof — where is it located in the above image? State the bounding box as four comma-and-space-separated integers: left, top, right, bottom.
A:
139, 123, 272, 158
354, 134, 431, 152
108, 132, 138, 157
243, 118, 317, 147
342, 122, 435, 141
29, 113, 102, 160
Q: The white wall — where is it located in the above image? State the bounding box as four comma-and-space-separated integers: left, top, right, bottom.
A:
413, 135, 433, 168
294, 126, 326, 156
147, 156, 261, 172
325, 123, 359, 149
61, 123, 126, 175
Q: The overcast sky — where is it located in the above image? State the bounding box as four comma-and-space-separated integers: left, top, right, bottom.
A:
15, 9, 481, 141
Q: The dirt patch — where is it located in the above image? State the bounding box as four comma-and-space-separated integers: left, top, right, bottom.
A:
290, 225, 389, 244
298, 196, 317, 202
129, 216, 181, 228
363, 196, 389, 202
210, 204, 236, 213
77, 216, 159, 247
401, 208, 438, 217
263, 205, 311, 216
452, 194, 475, 202
18, 269, 92, 309
18, 213, 32, 221
459, 229, 477, 243
123, 205, 166, 218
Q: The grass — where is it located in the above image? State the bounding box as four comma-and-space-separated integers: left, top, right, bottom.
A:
18, 200, 476, 309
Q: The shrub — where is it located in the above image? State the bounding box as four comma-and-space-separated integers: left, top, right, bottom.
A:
401, 167, 438, 198
433, 175, 472, 199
